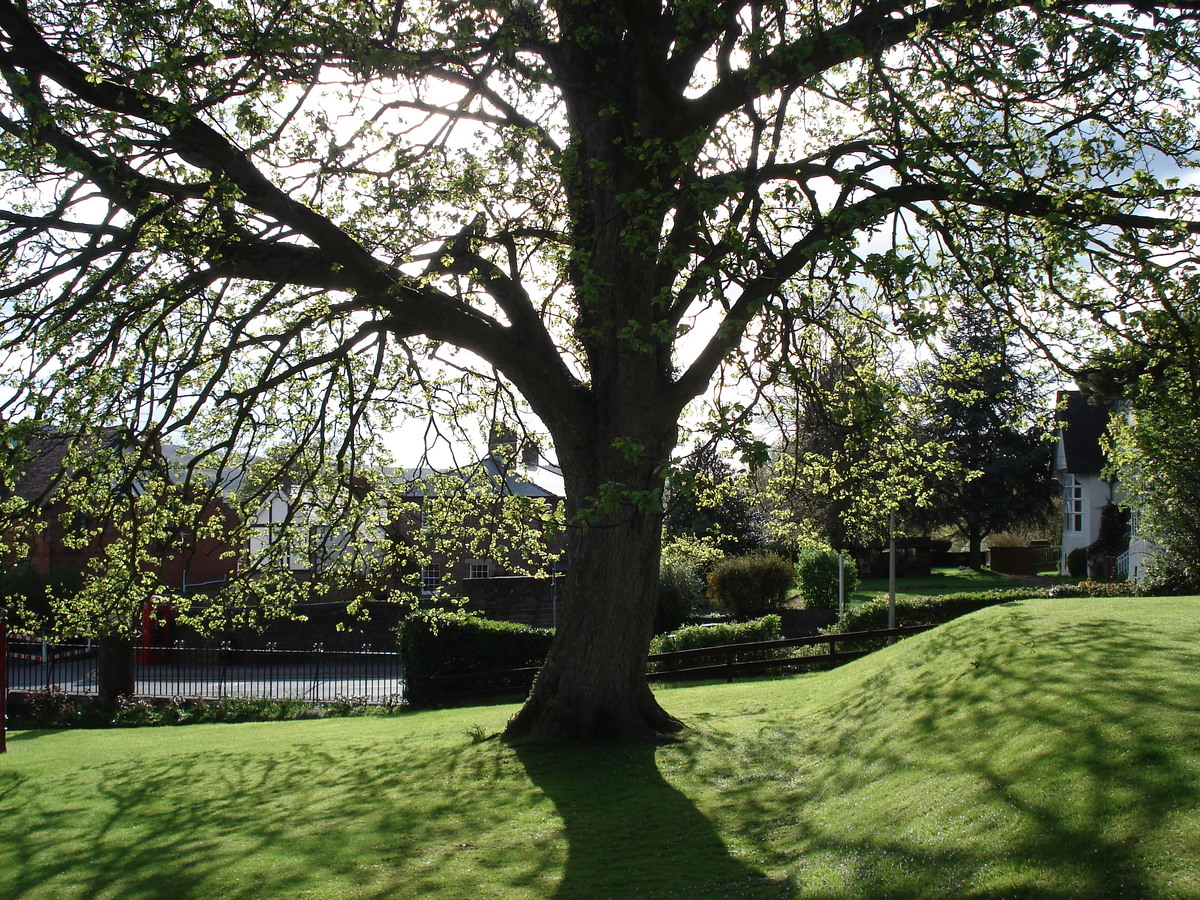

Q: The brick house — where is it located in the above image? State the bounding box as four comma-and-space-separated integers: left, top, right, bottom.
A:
4, 429, 236, 594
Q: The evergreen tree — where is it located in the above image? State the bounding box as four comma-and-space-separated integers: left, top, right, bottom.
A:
915, 310, 1057, 569
664, 443, 761, 556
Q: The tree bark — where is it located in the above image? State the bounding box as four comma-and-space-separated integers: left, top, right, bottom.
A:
505, 427, 682, 744
967, 530, 985, 571
97, 633, 135, 711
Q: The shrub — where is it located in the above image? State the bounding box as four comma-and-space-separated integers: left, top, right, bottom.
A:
1066, 547, 1088, 578
9, 692, 398, 729
706, 553, 795, 619
397, 609, 553, 706
1047, 580, 1138, 599
112, 696, 158, 727
829, 587, 1046, 634
795, 547, 859, 610
1130, 550, 1200, 596
648, 614, 783, 673
656, 559, 706, 633
16, 686, 84, 728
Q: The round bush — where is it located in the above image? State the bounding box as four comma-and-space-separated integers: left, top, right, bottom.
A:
706, 552, 794, 619
656, 559, 706, 633
795, 547, 859, 610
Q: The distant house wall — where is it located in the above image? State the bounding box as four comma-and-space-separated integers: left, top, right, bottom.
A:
458, 575, 564, 630
1058, 472, 1114, 573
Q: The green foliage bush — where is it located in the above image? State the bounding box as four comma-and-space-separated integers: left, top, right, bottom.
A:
9, 690, 400, 729
648, 614, 783, 673
656, 559, 706, 633
14, 686, 91, 728
830, 588, 1046, 634
795, 547, 859, 609
1066, 547, 1088, 578
397, 609, 553, 706
1139, 560, 1200, 596
706, 553, 795, 619
1046, 580, 1138, 599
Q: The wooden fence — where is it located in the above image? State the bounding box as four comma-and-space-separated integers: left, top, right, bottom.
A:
424, 624, 934, 702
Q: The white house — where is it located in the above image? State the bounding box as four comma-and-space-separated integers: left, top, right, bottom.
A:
1055, 390, 1154, 581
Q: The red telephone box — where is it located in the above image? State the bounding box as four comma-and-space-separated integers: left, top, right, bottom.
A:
136, 599, 175, 664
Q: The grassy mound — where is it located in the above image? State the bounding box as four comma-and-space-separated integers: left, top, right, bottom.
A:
2, 597, 1197, 898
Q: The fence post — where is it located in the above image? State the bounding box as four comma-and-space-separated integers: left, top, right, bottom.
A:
1, 607, 8, 753
313, 642, 324, 702
219, 641, 231, 698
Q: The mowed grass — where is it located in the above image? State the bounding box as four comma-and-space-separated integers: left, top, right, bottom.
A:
849, 565, 1032, 605
3, 596, 1199, 899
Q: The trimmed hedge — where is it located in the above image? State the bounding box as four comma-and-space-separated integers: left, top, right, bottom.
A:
829, 587, 1047, 634
398, 610, 553, 706
1045, 580, 1138, 598
648, 614, 783, 673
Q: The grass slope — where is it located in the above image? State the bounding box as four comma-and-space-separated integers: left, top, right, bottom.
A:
2, 597, 1198, 899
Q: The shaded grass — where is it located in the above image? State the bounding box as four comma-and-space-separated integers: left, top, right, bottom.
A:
3, 597, 1199, 898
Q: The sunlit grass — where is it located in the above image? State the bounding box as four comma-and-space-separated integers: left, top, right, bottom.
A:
3, 597, 1198, 898
848, 564, 1035, 605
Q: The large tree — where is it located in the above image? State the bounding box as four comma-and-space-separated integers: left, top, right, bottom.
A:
913, 307, 1058, 568
3, 0, 1200, 742
1086, 308, 1200, 590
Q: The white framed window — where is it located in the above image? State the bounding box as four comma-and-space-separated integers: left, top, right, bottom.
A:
1065, 476, 1084, 533
420, 564, 442, 593
467, 562, 491, 580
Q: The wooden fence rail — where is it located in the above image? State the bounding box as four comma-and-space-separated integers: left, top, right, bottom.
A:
424, 624, 935, 701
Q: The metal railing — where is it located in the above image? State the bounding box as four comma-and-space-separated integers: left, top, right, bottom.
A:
5, 637, 405, 704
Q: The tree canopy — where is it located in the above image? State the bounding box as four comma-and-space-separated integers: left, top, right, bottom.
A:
757, 324, 940, 552
1088, 307, 1200, 590
4, 0, 1200, 742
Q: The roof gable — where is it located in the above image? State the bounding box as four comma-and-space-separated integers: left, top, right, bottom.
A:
1056, 390, 1111, 476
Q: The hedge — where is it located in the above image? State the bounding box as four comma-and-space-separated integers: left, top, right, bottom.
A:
829, 587, 1048, 634
397, 610, 553, 706
648, 614, 783, 673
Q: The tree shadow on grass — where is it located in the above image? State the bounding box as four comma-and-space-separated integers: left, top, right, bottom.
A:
516, 742, 791, 900
663, 604, 1200, 898
0, 732, 554, 900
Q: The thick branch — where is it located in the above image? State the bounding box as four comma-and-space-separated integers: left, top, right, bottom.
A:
671, 180, 1200, 408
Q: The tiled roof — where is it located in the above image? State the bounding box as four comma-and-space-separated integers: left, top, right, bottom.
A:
7, 428, 150, 503
1056, 390, 1112, 476
8, 434, 74, 502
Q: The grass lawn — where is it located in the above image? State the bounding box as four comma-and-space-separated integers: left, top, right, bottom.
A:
3, 596, 1199, 898
848, 564, 1040, 606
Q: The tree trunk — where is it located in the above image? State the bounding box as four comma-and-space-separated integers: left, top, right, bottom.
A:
505, 433, 682, 744
97, 633, 135, 711
967, 531, 985, 570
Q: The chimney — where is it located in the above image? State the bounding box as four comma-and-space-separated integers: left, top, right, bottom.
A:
522, 442, 539, 471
